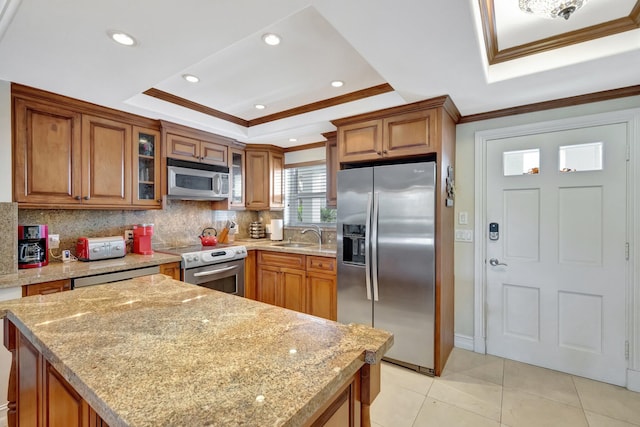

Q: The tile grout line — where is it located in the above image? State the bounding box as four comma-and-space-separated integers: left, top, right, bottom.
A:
570, 375, 590, 426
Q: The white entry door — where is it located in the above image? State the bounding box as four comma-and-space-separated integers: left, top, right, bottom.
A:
485, 123, 628, 386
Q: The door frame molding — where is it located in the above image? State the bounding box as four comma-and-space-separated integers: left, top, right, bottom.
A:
473, 108, 640, 389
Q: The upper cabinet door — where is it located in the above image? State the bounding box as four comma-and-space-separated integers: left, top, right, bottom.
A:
382, 109, 438, 157
245, 150, 270, 210
325, 132, 338, 207
81, 115, 132, 206
133, 126, 161, 207
13, 98, 83, 205
200, 141, 228, 166
166, 133, 200, 162
270, 152, 284, 209
338, 119, 383, 163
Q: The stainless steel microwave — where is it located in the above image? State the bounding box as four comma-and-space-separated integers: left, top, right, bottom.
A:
167, 158, 229, 201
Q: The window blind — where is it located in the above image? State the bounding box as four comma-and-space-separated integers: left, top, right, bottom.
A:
284, 164, 336, 226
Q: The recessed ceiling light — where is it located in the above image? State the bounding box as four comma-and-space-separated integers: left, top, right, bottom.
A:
262, 33, 281, 46
182, 74, 200, 83
107, 30, 137, 47
255, 104, 266, 110
331, 80, 344, 88
289, 138, 297, 142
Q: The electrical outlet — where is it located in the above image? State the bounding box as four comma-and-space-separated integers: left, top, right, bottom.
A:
48, 234, 60, 249
125, 230, 134, 240
62, 250, 71, 262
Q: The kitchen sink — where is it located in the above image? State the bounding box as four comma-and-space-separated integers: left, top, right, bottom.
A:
273, 242, 314, 248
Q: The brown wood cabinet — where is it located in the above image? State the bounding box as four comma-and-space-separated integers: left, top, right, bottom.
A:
13, 98, 83, 206
133, 126, 162, 207
159, 262, 181, 281
306, 256, 337, 321
256, 251, 306, 312
244, 145, 284, 210
244, 250, 257, 300
12, 84, 162, 210
165, 133, 228, 166
22, 279, 71, 297
334, 104, 441, 164
81, 115, 132, 206
4, 321, 109, 427
162, 121, 233, 168
253, 251, 337, 321
212, 146, 246, 210
324, 131, 338, 208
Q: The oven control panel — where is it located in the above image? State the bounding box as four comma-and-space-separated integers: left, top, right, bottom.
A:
182, 246, 247, 269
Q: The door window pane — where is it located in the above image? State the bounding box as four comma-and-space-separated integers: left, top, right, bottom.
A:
504, 149, 540, 176
559, 142, 603, 172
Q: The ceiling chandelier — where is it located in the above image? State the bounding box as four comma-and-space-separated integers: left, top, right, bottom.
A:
518, 0, 588, 20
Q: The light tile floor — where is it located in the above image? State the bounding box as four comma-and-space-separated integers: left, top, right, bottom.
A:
371, 348, 640, 427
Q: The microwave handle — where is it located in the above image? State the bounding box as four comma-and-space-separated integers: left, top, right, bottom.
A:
213, 174, 221, 194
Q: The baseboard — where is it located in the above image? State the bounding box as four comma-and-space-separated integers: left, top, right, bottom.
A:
454, 333, 474, 351
0, 402, 7, 427
628, 369, 640, 392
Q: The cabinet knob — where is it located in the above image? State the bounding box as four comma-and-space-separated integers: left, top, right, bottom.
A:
383, 149, 388, 154
83, 196, 90, 200
157, 199, 162, 203
377, 151, 382, 155
74, 196, 81, 200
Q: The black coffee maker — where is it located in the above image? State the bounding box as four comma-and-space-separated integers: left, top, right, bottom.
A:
18, 225, 48, 269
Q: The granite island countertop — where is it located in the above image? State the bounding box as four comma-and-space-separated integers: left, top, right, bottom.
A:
1, 274, 393, 427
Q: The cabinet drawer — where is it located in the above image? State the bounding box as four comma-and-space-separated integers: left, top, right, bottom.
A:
23, 279, 72, 297
258, 251, 305, 269
306, 256, 336, 274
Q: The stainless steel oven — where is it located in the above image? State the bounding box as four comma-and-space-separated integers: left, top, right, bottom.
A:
183, 258, 244, 296
157, 245, 248, 297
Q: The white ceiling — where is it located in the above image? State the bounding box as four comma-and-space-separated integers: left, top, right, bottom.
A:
0, 0, 638, 148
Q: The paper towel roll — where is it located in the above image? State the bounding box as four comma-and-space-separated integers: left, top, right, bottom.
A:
270, 219, 283, 241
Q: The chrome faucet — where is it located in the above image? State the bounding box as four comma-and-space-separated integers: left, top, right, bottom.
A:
301, 225, 322, 246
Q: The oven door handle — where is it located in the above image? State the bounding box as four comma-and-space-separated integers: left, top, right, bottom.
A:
192, 265, 238, 277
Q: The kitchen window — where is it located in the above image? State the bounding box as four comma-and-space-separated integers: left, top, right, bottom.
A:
284, 163, 336, 226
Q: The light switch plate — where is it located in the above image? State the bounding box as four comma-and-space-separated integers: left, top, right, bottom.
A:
459, 211, 468, 225
455, 229, 473, 242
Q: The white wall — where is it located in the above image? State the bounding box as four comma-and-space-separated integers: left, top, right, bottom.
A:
453, 95, 640, 341
284, 147, 326, 165
0, 81, 11, 202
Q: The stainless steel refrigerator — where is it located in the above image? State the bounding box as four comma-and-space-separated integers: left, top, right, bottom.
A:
337, 162, 436, 373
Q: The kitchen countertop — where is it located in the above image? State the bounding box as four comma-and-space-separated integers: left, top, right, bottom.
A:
1, 274, 393, 426
0, 240, 336, 291
237, 238, 337, 257
0, 252, 182, 290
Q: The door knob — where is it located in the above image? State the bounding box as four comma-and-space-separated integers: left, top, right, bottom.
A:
489, 258, 508, 267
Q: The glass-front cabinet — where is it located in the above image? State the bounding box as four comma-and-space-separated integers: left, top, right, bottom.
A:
133, 126, 161, 207
213, 146, 245, 210
230, 148, 245, 208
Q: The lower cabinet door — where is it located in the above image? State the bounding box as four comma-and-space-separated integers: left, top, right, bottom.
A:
307, 273, 337, 321
280, 268, 306, 313
257, 265, 279, 306
46, 362, 84, 427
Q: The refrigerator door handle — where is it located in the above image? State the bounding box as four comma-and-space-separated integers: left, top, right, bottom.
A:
371, 191, 380, 302
365, 192, 373, 301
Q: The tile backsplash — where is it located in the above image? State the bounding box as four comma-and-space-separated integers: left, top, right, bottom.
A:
17, 200, 336, 262
0, 202, 18, 275
18, 200, 259, 256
